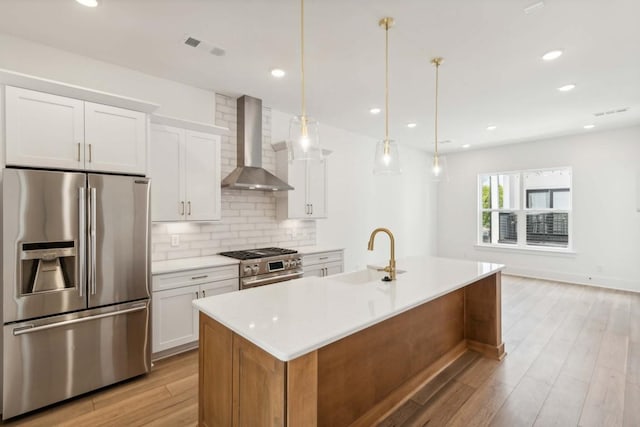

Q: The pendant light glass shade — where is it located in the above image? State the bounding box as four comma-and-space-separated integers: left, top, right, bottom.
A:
289, 115, 321, 160
373, 17, 401, 175
288, 0, 322, 161
374, 139, 401, 174
432, 154, 448, 182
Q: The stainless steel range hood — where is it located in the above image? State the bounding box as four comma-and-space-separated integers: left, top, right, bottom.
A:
221, 95, 293, 191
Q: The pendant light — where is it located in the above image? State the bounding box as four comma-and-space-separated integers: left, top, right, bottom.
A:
431, 57, 446, 180
288, 0, 322, 161
373, 17, 401, 175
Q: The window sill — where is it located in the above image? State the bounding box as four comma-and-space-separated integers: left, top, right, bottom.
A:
474, 243, 577, 256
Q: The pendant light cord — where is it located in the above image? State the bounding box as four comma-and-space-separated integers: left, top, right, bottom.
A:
384, 20, 389, 143
432, 57, 443, 157
434, 61, 439, 156
300, 0, 306, 119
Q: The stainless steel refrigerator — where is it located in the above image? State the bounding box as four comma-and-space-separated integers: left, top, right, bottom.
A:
1, 168, 151, 420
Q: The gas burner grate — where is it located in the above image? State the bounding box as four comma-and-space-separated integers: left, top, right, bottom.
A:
219, 247, 298, 260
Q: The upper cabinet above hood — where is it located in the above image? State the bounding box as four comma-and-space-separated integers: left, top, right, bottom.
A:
221, 95, 293, 191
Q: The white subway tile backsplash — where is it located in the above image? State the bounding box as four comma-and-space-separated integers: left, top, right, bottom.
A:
167, 249, 201, 260
229, 223, 255, 231
151, 93, 316, 261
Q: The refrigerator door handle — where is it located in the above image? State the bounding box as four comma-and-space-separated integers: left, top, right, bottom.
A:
12, 303, 148, 336
78, 187, 86, 298
90, 187, 97, 295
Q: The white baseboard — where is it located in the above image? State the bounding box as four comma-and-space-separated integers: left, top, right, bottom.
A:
504, 266, 640, 293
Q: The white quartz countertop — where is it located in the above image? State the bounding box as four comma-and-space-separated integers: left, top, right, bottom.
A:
193, 256, 503, 361
152, 255, 239, 275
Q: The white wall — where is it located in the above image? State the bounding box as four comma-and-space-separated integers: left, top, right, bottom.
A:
0, 33, 214, 122
437, 125, 640, 292
272, 110, 436, 272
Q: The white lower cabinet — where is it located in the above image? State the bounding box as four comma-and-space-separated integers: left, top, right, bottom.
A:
152, 265, 238, 355
303, 250, 344, 278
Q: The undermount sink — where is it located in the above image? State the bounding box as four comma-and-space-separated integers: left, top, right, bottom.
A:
332, 267, 406, 285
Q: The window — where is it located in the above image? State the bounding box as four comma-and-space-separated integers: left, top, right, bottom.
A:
479, 168, 572, 250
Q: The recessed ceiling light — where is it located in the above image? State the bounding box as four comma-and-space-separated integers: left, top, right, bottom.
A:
542, 50, 563, 61
462, 144, 471, 148
557, 84, 576, 92
486, 125, 497, 131
407, 123, 417, 128
584, 124, 595, 129
270, 68, 286, 78
75, 0, 98, 6
369, 107, 381, 115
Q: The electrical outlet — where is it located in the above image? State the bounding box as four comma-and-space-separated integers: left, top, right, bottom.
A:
171, 235, 180, 247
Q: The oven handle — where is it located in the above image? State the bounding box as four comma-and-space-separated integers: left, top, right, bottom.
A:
242, 271, 303, 289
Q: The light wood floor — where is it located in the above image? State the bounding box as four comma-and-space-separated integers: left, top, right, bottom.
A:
3, 275, 639, 426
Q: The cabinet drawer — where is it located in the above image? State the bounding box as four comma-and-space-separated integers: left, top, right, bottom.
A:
152, 264, 238, 292
303, 251, 343, 267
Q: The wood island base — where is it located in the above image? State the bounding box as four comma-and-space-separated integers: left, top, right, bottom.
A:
198, 272, 504, 427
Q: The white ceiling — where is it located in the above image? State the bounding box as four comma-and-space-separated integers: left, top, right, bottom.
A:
1, 0, 639, 152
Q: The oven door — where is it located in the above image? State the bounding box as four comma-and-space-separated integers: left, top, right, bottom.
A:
240, 269, 303, 290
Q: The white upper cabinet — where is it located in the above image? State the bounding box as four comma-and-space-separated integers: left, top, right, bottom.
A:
149, 124, 184, 221
274, 143, 329, 219
84, 102, 147, 174
4, 86, 150, 175
5, 86, 85, 170
306, 157, 327, 218
184, 130, 221, 221
150, 123, 221, 222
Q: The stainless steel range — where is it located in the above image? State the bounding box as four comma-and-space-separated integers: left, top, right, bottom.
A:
219, 248, 303, 290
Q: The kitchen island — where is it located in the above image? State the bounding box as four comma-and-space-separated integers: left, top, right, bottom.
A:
193, 256, 504, 426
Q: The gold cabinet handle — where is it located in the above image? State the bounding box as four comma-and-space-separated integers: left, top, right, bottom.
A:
88, 144, 93, 162
77, 143, 81, 161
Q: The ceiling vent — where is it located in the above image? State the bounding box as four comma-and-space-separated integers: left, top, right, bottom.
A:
183, 35, 226, 57
184, 37, 201, 48
593, 107, 629, 117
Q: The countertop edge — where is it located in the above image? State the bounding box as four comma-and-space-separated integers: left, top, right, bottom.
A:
152, 256, 240, 275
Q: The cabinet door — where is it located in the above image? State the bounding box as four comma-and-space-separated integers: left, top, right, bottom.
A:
150, 125, 185, 221
196, 278, 239, 340
303, 265, 325, 278
5, 86, 84, 170
325, 262, 343, 277
200, 278, 239, 299
84, 102, 147, 175
307, 158, 327, 218
287, 160, 309, 218
184, 131, 221, 221
152, 284, 200, 353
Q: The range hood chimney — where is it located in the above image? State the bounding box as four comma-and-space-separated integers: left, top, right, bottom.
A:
221, 95, 293, 191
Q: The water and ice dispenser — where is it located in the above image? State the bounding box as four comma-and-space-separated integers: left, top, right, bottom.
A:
20, 241, 77, 295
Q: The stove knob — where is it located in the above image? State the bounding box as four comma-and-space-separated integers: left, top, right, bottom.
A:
296, 258, 302, 267
251, 265, 260, 275
243, 266, 253, 276
284, 260, 291, 268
